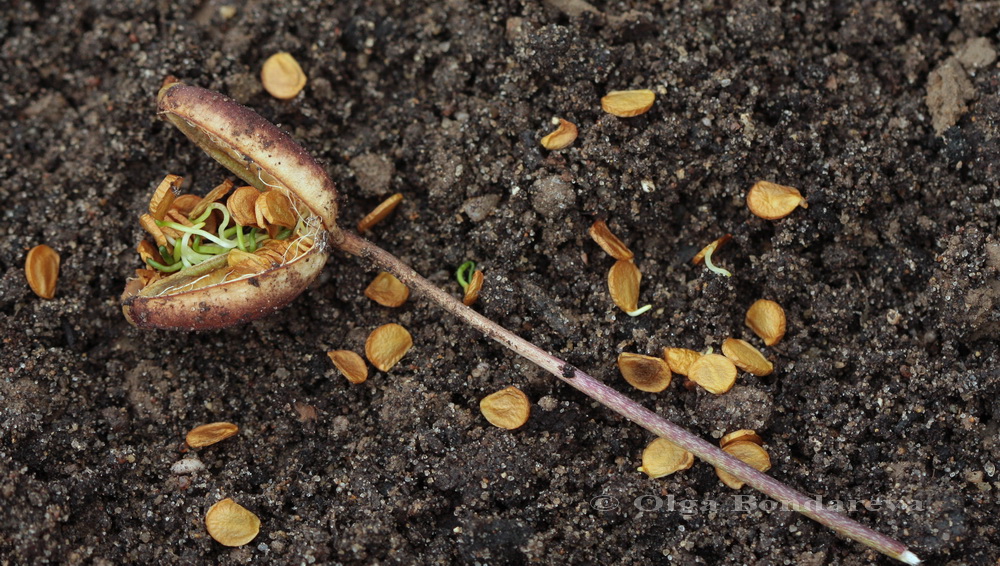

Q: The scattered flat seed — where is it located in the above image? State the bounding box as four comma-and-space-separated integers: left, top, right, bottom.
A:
721, 337, 773, 376
720, 429, 764, 449
358, 193, 404, 232
716, 440, 772, 489
540, 117, 579, 150
746, 181, 807, 220
327, 350, 368, 384
608, 259, 642, 314
687, 353, 738, 394
25, 244, 60, 300
463, 269, 484, 306
601, 89, 656, 117
186, 422, 239, 448
205, 498, 261, 547
588, 219, 634, 261
365, 272, 410, 307
662, 347, 702, 376
638, 437, 694, 478
365, 323, 413, 372
261, 52, 307, 100
480, 386, 531, 429
617, 352, 672, 393
745, 299, 786, 346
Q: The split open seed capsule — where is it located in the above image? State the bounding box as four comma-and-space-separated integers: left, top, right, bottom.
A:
121, 81, 338, 330
638, 437, 694, 478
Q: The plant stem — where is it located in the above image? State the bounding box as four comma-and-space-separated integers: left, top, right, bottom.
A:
333, 229, 920, 565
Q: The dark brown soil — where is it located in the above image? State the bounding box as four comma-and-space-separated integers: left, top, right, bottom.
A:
2, 1, 999, 564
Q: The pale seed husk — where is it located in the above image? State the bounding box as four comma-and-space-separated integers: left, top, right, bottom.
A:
227, 185, 261, 227
721, 337, 773, 377
588, 219, 633, 261
617, 352, 672, 393
745, 299, 786, 346
357, 193, 404, 232
149, 174, 182, 220
687, 353, 738, 394
463, 269, 483, 306
480, 386, 531, 430
139, 213, 168, 249
261, 52, 307, 100
189, 179, 234, 221
327, 350, 368, 384
638, 437, 694, 478
540, 118, 579, 150
716, 441, 771, 489
365, 323, 413, 372
205, 498, 261, 547
365, 272, 410, 308
662, 347, 702, 376
601, 89, 656, 117
720, 429, 764, 449
607, 259, 641, 313
692, 234, 732, 265
746, 181, 807, 220
186, 422, 239, 448
25, 244, 60, 300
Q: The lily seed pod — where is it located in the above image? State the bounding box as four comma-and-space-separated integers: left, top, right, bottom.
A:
365, 272, 410, 307
588, 219, 633, 261
687, 353, 738, 395
261, 52, 307, 100
205, 498, 261, 547
601, 89, 656, 117
186, 422, 239, 448
327, 350, 369, 384
121, 82, 337, 330
720, 429, 764, 449
716, 441, 772, 489
358, 193, 404, 232
617, 352, 672, 393
365, 323, 413, 372
745, 299, 786, 346
607, 259, 642, 314
662, 347, 701, 376
638, 437, 695, 478
480, 386, 531, 430
25, 245, 60, 300
746, 181, 807, 220
721, 337, 774, 376
540, 117, 578, 150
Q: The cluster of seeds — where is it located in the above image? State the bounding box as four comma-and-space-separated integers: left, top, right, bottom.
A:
539, 88, 656, 151
590, 220, 651, 316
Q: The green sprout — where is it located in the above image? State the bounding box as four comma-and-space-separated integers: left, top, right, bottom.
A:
456, 260, 476, 291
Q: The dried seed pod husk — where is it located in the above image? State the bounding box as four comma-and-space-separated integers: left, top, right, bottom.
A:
662, 347, 702, 376
463, 269, 483, 306
261, 52, 307, 100
692, 234, 732, 265
205, 498, 261, 547
601, 89, 656, 117
328, 350, 368, 384
540, 118, 578, 150
228, 186, 261, 227
638, 437, 694, 478
25, 244, 60, 300
480, 386, 531, 430
746, 181, 807, 220
365, 272, 410, 307
617, 352, 672, 393
149, 174, 182, 220
745, 299, 786, 346
588, 219, 633, 261
716, 441, 772, 489
357, 193, 404, 232
365, 323, 413, 372
721, 337, 773, 377
186, 422, 239, 448
607, 259, 641, 313
720, 429, 764, 449
687, 353, 738, 394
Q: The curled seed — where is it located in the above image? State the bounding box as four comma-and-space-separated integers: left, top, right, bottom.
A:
189, 179, 234, 221
480, 386, 531, 430
261, 52, 307, 100
588, 219, 633, 261
25, 244, 60, 300
662, 347, 702, 376
149, 174, 182, 220
721, 337, 773, 377
746, 181, 807, 220
540, 117, 579, 150
617, 352, 672, 393
601, 89, 656, 117
327, 350, 369, 384
687, 353, 738, 395
186, 422, 239, 448
638, 437, 695, 478
716, 441, 772, 489
205, 498, 261, 547
357, 193, 404, 232
139, 213, 168, 249
365, 272, 410, 307
607, 259, 641, 313
365, 323, 413, 372
463, 269, 483, 306
171, 193, 202, 217
720, 429, 764, 449
745, 299, 786, 346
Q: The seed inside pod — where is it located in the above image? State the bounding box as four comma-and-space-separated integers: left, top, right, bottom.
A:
601, 89, 656, 117
720, 429, 764, 449
365, 272, 410, 307
365, 323, 413, 372
588, 219, 633, 261
186, 422, 239, 448
463, 269, 484, 306
608, 259, 643, 314
149, 174, 182, 220
662, 347, 702, 376
227, 185, 261, 227
716, 440, 772, 489
540, 117, 579, 150
205, 498, 261, 547
480, 386, 531, 430
721, 337, 773, 377
687, 353, 738, 394
617, 352, 672, 393
638, 437, 694, 478
746, 181, 807, 220
358, 193, 404, 232
261, 52, 307, 100
25, 244, 61, 300
745, 299, 786, 346
327, 350, 369, 384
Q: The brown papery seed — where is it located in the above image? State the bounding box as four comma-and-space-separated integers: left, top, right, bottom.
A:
687, 353, 737, 394
540, 118, 579, 150
463, 269, 483, 306
746, 181, 807, 220
149, 174, 182, 220
261, 52, 307, 100
638, 437, 694, 478
365, 272, 410, 307
227, 186, 261, 227
205, 498, 261, 547
745, 299, 786, 346
601, 89, 656, 117
186, 422, 239, 448
358, 193, 404, 232
257, 189, 298, 229
171, 194, 202, 217
365, 323, 413, 372
721, 337, 773, 377
691, 234, 732, 265
617, 352, 672, 393
588, 219, 633, 261
662, 347, 702, 376
480, 386, 531, 430
139, 213, 168, 249
720, 429, 764, 449
25, 244, 60, 300
716, 441, 772, 489
607, 259, 641, 313
327, 350, 369, 384
189, 179, 234, 220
